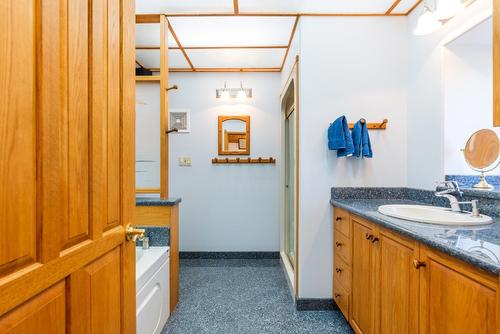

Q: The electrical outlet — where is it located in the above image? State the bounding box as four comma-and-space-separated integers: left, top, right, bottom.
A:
179, 157, 192, 167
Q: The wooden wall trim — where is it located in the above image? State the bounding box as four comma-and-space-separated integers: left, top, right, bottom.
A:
280, 16, 300, 71
137, 45, 288, 50
160, 15, 169, 199
168, 67, 281, 72
406, 0, 423, 15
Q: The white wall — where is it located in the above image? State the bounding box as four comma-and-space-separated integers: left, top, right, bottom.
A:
168, 72, 282, 251
136, 83, 161, 189
444, 30, 497, 174
407, 0, 493, 189
296, 17, 409, 298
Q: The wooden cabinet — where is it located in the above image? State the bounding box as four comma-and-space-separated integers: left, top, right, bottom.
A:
350, 217, 376, 334
375, 229, 419, 334
419, 246, 497, 334
332, 207, 498, 334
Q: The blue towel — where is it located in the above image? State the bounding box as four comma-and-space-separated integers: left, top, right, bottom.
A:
328, 116, 354, 157
351, 120, 373, 158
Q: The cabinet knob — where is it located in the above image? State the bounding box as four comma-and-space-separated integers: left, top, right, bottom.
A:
365, 233, 373, 240
371, 237, 379, 244
335, 241, 343, 247
413, 259, 426, 269
336, 217, 342, 221
334, 293, 341, 299
335, 267, 342, 273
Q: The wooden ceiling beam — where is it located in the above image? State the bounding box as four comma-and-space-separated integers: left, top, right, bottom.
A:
280, 16, 300, 72
233, 0, 239, 15
136, 45, 288, 50
406, 0, 423, 15
167, 19, 196, 71
386, 0, 403, 14
147, 67, 281, 73
136, 14, 160, 23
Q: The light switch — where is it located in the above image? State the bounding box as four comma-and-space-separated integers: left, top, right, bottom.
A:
179, 157, 192, 167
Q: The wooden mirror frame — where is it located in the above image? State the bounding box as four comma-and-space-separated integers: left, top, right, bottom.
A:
218, 115, 250, 155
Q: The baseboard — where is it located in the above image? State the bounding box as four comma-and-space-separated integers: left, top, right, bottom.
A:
295, 298, 338, 311
179, 251, 280, 259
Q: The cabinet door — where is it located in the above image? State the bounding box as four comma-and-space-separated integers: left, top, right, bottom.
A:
419, 247, 497, 334
375, 229, 419, 334
351, 217, 376, 334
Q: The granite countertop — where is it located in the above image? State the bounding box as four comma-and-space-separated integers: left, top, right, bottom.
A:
136, 197, 182, 206
330, 197, 500, 276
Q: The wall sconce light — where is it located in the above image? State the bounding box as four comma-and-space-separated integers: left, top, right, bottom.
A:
216, 81, 252, 100
413, 0, 466, 36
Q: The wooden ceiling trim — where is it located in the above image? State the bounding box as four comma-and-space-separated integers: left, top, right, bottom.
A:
167, 19, 196, 70
386, 0, 403, 14
280, 16, 300, 71
405, 0, 423, 15
136, 45, 288, 50
165, 67, 281, 73
233, 0, 239, 15
136, 14, 160, 23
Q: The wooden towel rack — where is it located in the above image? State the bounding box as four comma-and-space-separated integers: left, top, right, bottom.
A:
348, 118, 388, 130
212, 157, 276, 164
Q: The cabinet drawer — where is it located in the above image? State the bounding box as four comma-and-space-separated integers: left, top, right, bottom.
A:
334, 254, 351, 291
334, 207, 350, 237
334, 230, 351, 264
333, 278, 349, 320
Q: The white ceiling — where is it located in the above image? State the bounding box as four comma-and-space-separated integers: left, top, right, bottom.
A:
135, 0, 421, 71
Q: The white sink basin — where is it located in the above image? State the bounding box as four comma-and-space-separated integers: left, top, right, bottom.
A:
378, 204, 493, 226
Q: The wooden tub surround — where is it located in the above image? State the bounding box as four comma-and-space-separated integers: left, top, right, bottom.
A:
135, 198, 181, 312
332, 206, 498, 334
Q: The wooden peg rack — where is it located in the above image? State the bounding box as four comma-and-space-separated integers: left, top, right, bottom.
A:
212, 157, 276, 164
348, 118, 388, 130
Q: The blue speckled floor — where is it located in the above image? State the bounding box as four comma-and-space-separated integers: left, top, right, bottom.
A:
161, 259, 353, 334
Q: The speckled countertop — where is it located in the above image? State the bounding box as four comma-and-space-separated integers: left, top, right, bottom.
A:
136, 197, 182, 206
330, 188, 500, 276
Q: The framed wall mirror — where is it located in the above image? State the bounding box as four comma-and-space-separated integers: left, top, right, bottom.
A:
218, 116, 250, 155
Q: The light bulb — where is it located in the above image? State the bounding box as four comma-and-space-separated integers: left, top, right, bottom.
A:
434, 0, 465, 20
414, 8, 442, 36
237, 89, 247, 100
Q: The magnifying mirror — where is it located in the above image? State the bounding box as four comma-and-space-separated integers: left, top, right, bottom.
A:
463, 129, 500, 190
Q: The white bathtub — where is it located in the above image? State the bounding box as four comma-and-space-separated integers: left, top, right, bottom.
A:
136, 247, 170, 334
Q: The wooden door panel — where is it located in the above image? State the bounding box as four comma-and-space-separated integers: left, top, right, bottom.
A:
377, 231, 419, 334
420, 248, 497, 334
351, 218, 374, 334
66, 0, 90, 249
0, 281, 65, 334
0, 0, 37, 276
70, 247, 122, 334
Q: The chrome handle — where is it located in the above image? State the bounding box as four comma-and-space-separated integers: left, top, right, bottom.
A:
126, 224, 145, 242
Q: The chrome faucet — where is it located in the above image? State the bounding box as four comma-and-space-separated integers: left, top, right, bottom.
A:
435, 181, 481, 217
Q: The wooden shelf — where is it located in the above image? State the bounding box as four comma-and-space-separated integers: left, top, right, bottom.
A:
135, 75, 160, 82
212, 157, 276, 164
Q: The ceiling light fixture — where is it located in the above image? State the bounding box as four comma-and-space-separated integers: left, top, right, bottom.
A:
216, 82, 252, 100
413, 0, 467, 36
413, 2, 443, 36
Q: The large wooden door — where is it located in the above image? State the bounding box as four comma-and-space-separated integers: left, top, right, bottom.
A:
0, 0, 136, 333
